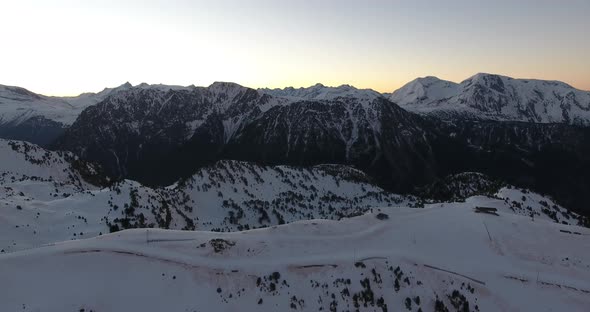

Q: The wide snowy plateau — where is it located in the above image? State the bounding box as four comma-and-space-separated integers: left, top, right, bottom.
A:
1, 139, 589, 311
390, 73, 590, 125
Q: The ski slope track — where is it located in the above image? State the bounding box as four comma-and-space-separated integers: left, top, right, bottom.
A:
1, 205, 588, 311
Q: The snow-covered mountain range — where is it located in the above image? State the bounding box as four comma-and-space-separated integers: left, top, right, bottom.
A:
3, 73, 589, 136
2, 77, 590, 218
390, 73, 590, 125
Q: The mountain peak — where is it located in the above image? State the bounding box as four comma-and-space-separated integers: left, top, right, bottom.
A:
97, 82, 133, 95
207, 82, 250, 100
0, 84, 43, 100
461, 73, 508, 93
414, 76, 444, 84
469, 72, 505, 79
389, 76, 459, 106
393, 73, 590, 124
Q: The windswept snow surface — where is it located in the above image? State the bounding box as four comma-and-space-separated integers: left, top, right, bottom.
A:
1, 205, 588, 311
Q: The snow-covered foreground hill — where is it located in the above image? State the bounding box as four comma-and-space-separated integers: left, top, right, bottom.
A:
0, 138, 416, 253
2, 139, 588, 256
0, 158, 414, 253
1, 138, 589, 310
1, 204, 589, 311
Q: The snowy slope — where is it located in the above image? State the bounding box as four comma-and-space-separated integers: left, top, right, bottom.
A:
1, 204, 588, 311
0, 139, 102, 188
389, 76, 460, 108
0, 85, 73, 126
429, 187, 588, 227
0, 152, 417, 253
161, 161, 415, 232
99, 160, 419, 235
0, 138, 112, 252
3, 149, 587, 257
0, 83, 133, 126
418, 172, 588, 227
390, 73, 590, 125
0, 179, 162, 253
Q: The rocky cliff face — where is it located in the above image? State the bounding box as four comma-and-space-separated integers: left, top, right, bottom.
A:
55, 83, 436, 192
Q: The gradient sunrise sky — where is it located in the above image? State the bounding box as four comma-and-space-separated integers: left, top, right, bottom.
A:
1, 0, 589, 95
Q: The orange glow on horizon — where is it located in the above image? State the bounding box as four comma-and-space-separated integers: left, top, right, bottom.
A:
0, 1, 588, 96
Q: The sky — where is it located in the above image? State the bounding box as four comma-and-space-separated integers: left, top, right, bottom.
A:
0, 0, 589, 95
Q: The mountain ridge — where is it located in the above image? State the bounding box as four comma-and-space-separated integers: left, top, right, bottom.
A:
53, 83, 433, 191
3, 73, 590, 135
